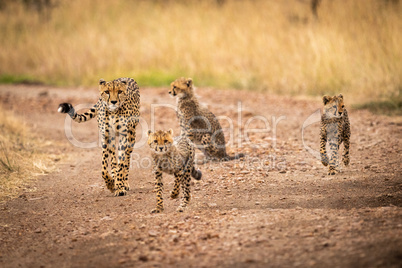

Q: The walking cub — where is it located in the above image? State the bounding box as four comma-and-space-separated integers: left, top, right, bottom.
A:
147, 129, 202, 213
320, 94, 351, 175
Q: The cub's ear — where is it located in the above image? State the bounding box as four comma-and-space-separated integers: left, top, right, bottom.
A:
323, 95, 331, 105
168, 128, 173, 135
99, 79, 106, 85
147, 130, 153, 136
186, 78, 193, 87
338, 93, 343, 99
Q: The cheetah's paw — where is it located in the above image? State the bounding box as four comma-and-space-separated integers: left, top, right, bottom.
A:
328, 169, 338, 176
170, 192, 179, 199
124, 183, 130, 191
343, 156, 350, 166
114, 189, 127, 197
176, 206, 187, 212
151, 208, 164, 214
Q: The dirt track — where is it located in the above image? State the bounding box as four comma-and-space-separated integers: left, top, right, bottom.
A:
0, 84, 401, 268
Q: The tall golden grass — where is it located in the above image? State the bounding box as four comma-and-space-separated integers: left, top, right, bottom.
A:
0, 0, 401, 103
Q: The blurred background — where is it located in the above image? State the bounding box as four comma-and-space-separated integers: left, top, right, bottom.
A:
0, 0, 401, 106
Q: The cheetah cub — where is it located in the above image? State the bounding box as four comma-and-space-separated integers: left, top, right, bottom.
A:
320, 94, 351, 175
147, 129, 202, 213
169, 77, 244, 161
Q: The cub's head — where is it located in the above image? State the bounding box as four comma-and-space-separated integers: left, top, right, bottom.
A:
322, 94, 345, 118
147, 129, 174, 154
99, 79, 128, 112
169, 77, 193, 98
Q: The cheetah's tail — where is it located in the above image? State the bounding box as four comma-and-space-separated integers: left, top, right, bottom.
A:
191, 167, 202, 180
58, 103, 73, 114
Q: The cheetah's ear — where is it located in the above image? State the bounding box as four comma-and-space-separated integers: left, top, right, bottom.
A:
167, 129, 173, 136
147, 130, 153, 136
99, 79, 106, 85
186, 78, 193, 88
323, 95, 331, 105
338, 93, 343, 99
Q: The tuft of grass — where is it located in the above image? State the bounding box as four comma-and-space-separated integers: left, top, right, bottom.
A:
354, 97, 402, 116
0, 74, 44, 85
0, 142, 17, 172
0, 106, 54, 202
0, 0, 400, 103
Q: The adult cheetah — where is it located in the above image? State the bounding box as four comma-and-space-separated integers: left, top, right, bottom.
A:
58, 77, 140, 196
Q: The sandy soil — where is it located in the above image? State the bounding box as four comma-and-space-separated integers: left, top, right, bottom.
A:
0, 84, 401, 268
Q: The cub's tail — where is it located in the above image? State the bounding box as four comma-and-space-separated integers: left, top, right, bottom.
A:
191, 167, 202, 180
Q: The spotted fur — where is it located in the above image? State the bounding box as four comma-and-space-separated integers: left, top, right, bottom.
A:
169, 77, 244, 161
320, 94, 351, 175
58, 77, 140, 196
147, 129, 202, 213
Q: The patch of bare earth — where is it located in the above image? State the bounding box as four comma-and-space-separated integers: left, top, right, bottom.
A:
0, 84, 401, 267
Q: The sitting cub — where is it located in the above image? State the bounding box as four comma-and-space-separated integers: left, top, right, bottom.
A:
169, 77, 244, 161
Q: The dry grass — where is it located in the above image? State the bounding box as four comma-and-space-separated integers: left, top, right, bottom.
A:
0, 106, 54, 202
0, 0, 401, 104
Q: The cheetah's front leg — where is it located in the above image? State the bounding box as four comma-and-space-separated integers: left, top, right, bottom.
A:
328, 140, 339, 175
343, 138, 350, 166
101, 142, 115, 193
170, 172, 182, 199
151, 168, 164, 213
342, 115, 351, 166
109, 143, 118, 186
100, 118, 115, 193
177, 171, 191, 212
114, 134, 130, 196
320, 123, 328, 167
123, 126, 137, 191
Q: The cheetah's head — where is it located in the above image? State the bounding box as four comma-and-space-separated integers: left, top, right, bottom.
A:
99, 79, 128, 112
169, 77, 193, 98
323, 94, 345, 118
147, 129, 174, 154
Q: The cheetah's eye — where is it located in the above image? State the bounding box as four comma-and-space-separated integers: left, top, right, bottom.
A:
341, 105, 345, 108
104, 90, 110, 94
118, 90, 123, 94
154, 140, 158, 144
164, 140, 168, 143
